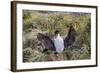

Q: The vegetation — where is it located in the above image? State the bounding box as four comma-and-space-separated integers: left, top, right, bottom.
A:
23, 10, 91, 62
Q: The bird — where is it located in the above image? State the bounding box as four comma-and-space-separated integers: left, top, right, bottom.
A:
37, 25, 76, 54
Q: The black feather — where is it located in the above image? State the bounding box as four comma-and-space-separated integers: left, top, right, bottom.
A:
64, 25, 76, 48
37, 33, 56, 52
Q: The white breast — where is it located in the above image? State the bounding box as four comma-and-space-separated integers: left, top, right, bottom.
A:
54, 34, 64, 53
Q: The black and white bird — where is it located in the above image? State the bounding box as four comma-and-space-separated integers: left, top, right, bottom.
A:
37, 25, 76, 53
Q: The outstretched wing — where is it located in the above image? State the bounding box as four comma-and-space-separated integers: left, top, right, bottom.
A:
37, 33, 56, 51
64, 25, 76, 48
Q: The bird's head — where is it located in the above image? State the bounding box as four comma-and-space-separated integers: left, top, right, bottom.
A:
55, 30, 60, 36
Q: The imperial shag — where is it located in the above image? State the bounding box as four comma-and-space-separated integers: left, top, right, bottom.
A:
37, 25, 76, 53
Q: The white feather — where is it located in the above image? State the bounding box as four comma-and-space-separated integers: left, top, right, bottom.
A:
54, 34, 64, 53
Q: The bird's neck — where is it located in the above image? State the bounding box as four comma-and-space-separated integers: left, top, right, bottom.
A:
57, 34, 60, 37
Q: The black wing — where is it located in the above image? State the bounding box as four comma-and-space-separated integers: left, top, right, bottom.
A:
37, 33, 56, 51
64, 25, 76, 48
